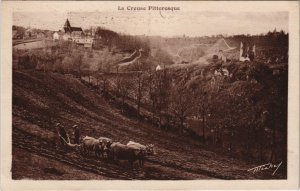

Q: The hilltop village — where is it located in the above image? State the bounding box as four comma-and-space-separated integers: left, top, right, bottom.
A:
13, 19, 98, 48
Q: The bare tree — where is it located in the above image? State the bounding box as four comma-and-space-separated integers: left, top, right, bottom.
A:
100, 74, 109, 93
169, 85, 195, 132
146, 72, 157, 123
119, 78, 132, 113
195, 85, 210, 143
151, 69, 171, 129
133, 72, 147, 119
73, 53, 86, 79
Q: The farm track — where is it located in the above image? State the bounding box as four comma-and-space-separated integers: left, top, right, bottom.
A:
12, 128, 212, 180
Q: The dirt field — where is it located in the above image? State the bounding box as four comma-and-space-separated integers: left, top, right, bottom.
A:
12, 70, 285, 179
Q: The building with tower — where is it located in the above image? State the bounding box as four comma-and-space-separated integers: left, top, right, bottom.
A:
62, 19, 94, 48
62, 19, 84, 41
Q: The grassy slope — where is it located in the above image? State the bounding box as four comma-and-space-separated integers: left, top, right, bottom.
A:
12, 70, 285, 179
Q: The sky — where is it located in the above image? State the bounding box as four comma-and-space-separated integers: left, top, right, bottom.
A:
13, 11, 288, 37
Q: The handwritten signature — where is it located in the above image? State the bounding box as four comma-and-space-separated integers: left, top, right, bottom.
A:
247, 161, 282, 176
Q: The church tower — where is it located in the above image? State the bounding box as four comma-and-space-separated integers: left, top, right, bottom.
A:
63, 19, 71, 33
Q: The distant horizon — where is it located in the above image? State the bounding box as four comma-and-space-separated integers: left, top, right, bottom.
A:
13, 11, 288, 37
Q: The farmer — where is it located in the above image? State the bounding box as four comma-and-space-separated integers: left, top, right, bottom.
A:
56, 123, 68, 145
73, 125, 80, 144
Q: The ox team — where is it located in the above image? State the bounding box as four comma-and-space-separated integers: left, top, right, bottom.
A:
55, 123, 155, 167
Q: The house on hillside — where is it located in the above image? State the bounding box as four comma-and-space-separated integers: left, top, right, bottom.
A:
62, 19, 94, 48
156, 65, 163, 71
53, 31, 60, 40
63, 19, 83, 38
73, 38, 94, 48
62, 33, 71, 41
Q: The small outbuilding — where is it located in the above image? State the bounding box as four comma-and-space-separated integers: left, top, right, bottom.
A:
156, 65, 163, 71
53, 32, 60, 40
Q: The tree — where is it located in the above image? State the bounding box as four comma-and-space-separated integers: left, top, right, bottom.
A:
12, 25, 26, 39
169, 85, 195, 132
95, 27, 118, 52
118, 78, 132, 113
74, 54, 83, 77
61, 56, 73, 73
195, 86, 210, 143
100, 74, 109, 93
147, 72, 158, 124
133, 72, 147, 119
151, 69, 171, 129
72, 53, 89, 78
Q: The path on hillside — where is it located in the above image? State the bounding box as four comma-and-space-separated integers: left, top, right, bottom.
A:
13, 38, 44, 46
118, 50, 142, 67
174, 38, 237, 65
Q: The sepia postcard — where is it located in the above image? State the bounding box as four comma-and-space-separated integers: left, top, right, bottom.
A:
1, 1, 299, 190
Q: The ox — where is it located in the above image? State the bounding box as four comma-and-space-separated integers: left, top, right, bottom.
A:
126, 141, 155, 156
82, 136, 107, 158
98, 137, 113, 157
109, 142, 146, 167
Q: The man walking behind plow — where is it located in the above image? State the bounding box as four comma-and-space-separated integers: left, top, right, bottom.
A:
73, 124, 80, 144
55, 123, 69, 147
